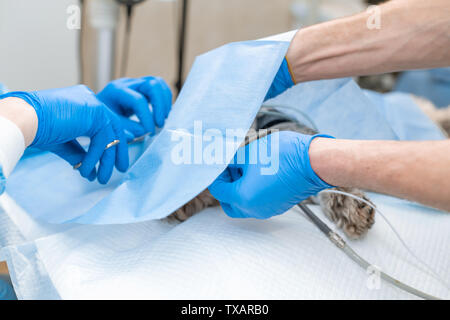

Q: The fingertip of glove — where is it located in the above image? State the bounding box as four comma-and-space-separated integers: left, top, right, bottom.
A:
97, 176, 109, 185
156, 116, 165, 128
116, 162, 129, 173
86, 169, 96, 182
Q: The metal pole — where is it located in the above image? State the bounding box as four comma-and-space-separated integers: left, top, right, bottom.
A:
88, 0, 120, 92
175, 0, 189, 94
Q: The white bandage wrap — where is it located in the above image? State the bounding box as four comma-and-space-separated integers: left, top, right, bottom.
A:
0, 116, 25, 178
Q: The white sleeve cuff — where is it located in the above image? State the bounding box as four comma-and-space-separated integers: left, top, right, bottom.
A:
0, 116, 25, 178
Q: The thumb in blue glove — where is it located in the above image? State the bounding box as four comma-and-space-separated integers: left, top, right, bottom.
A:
264, 57, 296, 101
0, 85, 129, 184
208, 131, 334, 219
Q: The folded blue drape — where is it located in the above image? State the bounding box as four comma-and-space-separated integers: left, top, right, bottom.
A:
5, 40, 444, 225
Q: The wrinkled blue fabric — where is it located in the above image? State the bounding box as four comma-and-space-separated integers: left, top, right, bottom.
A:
268, 78, 445, 141
6, 139, 151, 223
71, 41, 290, 224
7, 41, 290, 224
395, 68, 450, 108
268, 78, 399, 140
362, 90, 445, 141
4, 43, 446, 225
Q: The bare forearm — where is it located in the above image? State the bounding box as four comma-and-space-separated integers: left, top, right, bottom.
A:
0, 97, 37, 147
309, 138, 450, 212
287, 0, 450, 83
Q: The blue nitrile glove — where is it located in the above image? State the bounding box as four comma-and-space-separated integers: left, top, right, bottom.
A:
97, 77, 173, 139
264, 57, 296, 101
0, 85, 129, 184
209, 131, 334, 219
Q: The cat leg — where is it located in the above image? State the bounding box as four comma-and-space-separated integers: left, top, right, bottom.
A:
168, 189, 219, 222
166, 126, 263, 223
317, 187, 375, 239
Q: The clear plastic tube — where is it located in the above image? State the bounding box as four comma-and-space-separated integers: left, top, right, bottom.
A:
320, 189, 450, 292
297, 202, 443, 300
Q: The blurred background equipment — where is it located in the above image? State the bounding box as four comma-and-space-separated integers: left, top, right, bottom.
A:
290, 0, 365, 27
174, 0, 188, 93
1, 0, 448, 105
115, 0, 148, 80
83, 0, 188, 93
86, 0, 120, 92
0, 0, 293, 93
0, 0, 79, 91
84, 0, 148, 91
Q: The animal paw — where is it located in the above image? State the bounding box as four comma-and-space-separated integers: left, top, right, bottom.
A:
168, 189, 219, 222
318, 188, 375, 239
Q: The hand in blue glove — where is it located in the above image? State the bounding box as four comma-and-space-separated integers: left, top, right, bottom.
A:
264, 57, 296, 101
209, 131, 334, 219
97, 77, 172, 139
0, 85, 129, 184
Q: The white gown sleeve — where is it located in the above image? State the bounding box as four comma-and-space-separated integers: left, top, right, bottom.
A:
0, 116, 26, 195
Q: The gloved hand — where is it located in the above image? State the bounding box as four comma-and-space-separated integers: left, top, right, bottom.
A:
209, 131, 334, 219
97, 77, 172, 139
264, 57, 296, 101
0, 85, 129, 184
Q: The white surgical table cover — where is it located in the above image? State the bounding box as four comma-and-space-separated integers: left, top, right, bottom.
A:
1, 193, 449, 299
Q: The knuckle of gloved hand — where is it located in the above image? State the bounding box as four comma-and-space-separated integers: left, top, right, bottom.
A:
75, 84, 88, 90
148, 77, 164, 88
98, 175, 109, 185
142, 75, 155, 82
136, 94, 148, 107
107, 82, 122, 93
96, 107, 115, 130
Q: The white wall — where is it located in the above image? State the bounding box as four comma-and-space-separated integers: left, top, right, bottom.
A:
0, 0, 292, 93
0, 0, 79, 91
0, 0, 368, 93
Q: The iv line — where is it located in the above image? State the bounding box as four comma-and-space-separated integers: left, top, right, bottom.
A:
297, 189, 448, 300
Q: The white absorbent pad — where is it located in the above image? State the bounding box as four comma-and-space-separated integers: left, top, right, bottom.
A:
1, 193, 449, 299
